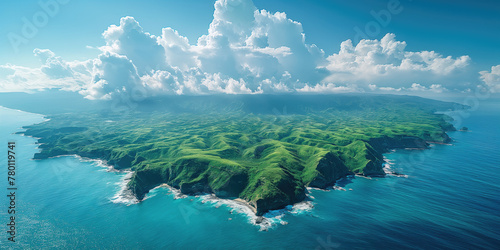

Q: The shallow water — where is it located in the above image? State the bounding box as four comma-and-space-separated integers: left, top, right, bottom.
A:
0, 101, 499, 249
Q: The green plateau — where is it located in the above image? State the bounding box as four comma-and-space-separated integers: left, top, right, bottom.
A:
21, 95, 464, 215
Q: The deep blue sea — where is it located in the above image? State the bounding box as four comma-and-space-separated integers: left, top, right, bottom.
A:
1, 100, 499, 249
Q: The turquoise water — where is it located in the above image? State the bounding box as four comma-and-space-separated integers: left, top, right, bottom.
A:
1, 101, 499, 249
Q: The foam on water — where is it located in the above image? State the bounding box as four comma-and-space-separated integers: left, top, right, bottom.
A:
306, 187, 326, 191
197, 194, 272, 230
47, 154, 140, 205
127, 187, 321, 231
142, 185, 164, 200
193, 193, 316, 231
161, 184, 188, 199
383, 155, 409, 178
110, 171, 139, 205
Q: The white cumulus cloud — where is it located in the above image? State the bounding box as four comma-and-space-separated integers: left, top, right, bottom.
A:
480, 65, 500, 93
0, 49, 90, 92
81, 52, 144, 100
0, 0, 493, 99
323, 33, 472, 92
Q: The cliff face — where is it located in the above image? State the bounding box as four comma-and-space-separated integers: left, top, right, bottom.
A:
359, 143, 386, 176
245, 168, 307, 216
308, 152, 350, 188
253, 189, 306, 216
129, 168, 167, 200
368, 136, 429, 153
129, 157, 249, 201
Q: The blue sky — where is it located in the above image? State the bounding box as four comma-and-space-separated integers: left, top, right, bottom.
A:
1, 0, 499, 98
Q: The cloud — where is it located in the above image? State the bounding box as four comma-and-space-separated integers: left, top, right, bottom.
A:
201, 73, 255, 94
34, 48, 74, 79
78, 0, 326, 99
193, 0, 326, 89
101, 16, 168, 75
323, 33, 471, 92
80, 52, 145, 100
480, 65, 500, 93
157, 28, 198, 70
0, 0, 490, 99
364, 83, 448, 96
206, 0, 257, 45
297, 83, 360, 93
0, 49, 90, 92
140, 70, 185, 95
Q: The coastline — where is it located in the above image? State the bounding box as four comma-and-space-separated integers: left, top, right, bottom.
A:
0, 105, 48, 133
0, 105, 140, 207
3, 105, 456, 232
22, 131, 453, 217
13, 98, 460, 219
0, 105, 46, 117
27, 148, 314, 230
133, 182, 313, 230
234, 198, 257, 214
0, 100, 496, 249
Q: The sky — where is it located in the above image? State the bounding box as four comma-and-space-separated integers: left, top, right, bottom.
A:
0, 0, 499, 100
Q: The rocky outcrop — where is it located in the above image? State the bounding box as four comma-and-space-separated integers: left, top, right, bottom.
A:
362, 160, 385, 176
251, 175, 307, 216
308, 152, 350, 188
368, 136, 429, 153
129, 168, 169, 200
361, 142, 386, 176
180, 178, 212, 194
129, 158, 249, 200
253, 191, 306, 216
440, 133, 452, 143
211, 172, 248, 198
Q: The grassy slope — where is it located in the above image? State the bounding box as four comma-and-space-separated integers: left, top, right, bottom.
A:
22, 95, 461, 215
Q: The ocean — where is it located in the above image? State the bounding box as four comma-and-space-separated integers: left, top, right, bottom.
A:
0, 100, 499, 249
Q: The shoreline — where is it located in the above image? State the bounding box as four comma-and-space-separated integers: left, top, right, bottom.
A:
1, 102, 462, 232
24, 135, 448, 217
142, 183, 313, 231
233, 198, 257, 214
13, 102, 457, 220
34, 153, 131, 173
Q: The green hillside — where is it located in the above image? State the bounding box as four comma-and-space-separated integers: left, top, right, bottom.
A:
22, 95, 461, 215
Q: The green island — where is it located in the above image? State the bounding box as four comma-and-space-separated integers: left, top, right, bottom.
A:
21, 95, 463, 215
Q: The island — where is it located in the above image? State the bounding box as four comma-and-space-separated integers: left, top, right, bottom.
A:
20, 94, 464, 216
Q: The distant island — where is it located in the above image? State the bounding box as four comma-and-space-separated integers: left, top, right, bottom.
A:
20, 95, 465, 216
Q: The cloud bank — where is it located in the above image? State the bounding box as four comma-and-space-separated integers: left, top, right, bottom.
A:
480, 66, 500, 93
0, 0, 496, 99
